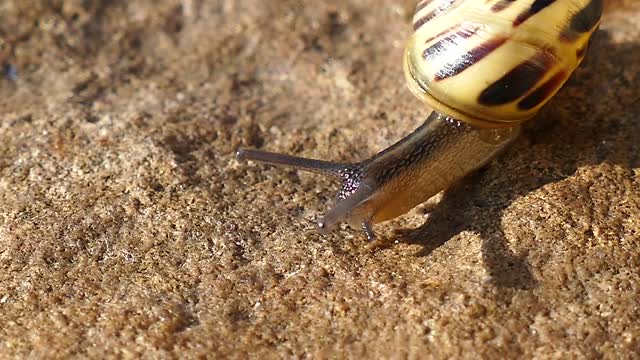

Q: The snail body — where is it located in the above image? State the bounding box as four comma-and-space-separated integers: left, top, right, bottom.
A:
237, 0, 602, 241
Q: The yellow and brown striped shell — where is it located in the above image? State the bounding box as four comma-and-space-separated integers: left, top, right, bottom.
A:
404, 0, 603, 128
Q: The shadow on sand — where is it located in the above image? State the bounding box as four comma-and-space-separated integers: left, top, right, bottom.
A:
393, 29, 640, 290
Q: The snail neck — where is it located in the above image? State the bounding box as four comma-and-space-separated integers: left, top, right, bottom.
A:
349, 111, 521, 224
368, 111, 520, 174
364, 111, 467, 168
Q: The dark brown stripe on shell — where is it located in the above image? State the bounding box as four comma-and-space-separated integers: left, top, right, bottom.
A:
422, 25, 480, 61
491, 0, 517, 12
423, 36, 452, 60
413, 0, 458, 30
513, 0, 556, 26
570, 0, 603, 33
559, 0, 602, 42
416, 0, 433, 12
478, 52, 556, 106
423, 24, 461, 45
517, 71, 567, 110
435, 37, 508, 81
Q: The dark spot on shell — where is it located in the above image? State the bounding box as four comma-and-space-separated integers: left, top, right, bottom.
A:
513, 0, 556, 26
570, 0, 603, 33
517, 71, 567, 110
491, 0, 517, 12
478, 52, 555, 106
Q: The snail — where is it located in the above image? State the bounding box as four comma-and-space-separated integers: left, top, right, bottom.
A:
236, 0, 603, 241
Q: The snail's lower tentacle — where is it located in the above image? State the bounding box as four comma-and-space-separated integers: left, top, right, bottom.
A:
361, 221, 376, 242
317, 183, 375, 235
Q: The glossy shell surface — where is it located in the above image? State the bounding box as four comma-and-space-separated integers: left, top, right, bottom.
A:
404, 0, 603, 127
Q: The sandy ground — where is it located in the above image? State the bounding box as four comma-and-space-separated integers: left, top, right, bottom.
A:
0, 0, 639, 358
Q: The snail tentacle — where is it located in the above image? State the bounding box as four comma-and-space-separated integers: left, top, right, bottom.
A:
235, 149, 348, 177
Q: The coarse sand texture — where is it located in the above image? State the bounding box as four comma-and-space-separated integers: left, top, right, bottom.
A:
0, 1, 638, 358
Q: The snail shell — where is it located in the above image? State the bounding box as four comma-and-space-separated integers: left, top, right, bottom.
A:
236, 0, 603, 241
406, 0, 603, 127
